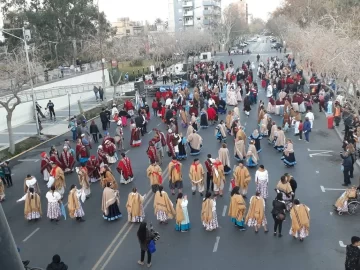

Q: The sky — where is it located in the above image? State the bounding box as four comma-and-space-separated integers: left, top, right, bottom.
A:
100, 0, 283, 24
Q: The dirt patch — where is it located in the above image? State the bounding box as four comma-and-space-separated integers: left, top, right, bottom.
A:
0, 135, 55, 160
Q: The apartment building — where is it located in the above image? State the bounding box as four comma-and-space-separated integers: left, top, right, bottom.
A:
168, 0, 222, 32
112, 17, 145, 37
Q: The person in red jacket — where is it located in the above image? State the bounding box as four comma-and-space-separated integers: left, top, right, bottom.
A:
207, 105, 217, 125
151, 99, 158, 117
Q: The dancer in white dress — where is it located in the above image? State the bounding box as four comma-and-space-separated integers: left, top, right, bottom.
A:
226, 85, 238, 106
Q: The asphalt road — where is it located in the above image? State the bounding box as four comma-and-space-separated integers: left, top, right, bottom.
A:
2, 39, 354, 270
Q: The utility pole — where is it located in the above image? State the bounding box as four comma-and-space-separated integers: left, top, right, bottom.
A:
97, 0, 106, 93
0, 204, 24, 269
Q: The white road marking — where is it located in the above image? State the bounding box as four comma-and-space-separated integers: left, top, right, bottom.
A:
93, 165, 169, 270
321, 186, 346, 192
316, 171, 319, 174
320, 186, 325, 192
19, 159, 39, 162
11, 174, 14, 176
330, 212, 333, 215
339, 241, 346, 248
157, 123, 161, 126
125, 150, 130, 154
244, 122, 247, 126
148, 131, 153, 134
308, 149, 333, 158
213, 236, 220, 252
222, 205, 227, 216
22, 228, 40, 242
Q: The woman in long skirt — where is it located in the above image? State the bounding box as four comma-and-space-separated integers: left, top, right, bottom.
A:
234, 136, 246, 161
248, 129, 262, 153
201, 192, 219, 231
245, 191, 268, 233
200, 109, 209, 129
255, 165, 269, 199
228, 187, 246, 231
274, 126, 286, 152
45, 186, 62, 221
175, 193, 191, 232
218, 143, 232, 174
17, 187, 42, 221
246, 141, 259, 167
67, 184, 85, 222
177, 135, 187, 160
102, 182, 122, 221
153, 185, 175, 224
281, 139, 296, 167
126, 187, 145, 223
289, 199, 310, 242
215, 121, 227, 143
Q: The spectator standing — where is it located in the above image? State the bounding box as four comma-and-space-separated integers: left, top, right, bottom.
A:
99, 86, 104, 101
345, 236, 360, 270
271, 193, 286, 237
137, 222, 155, 267
47, 100, 56, 120
151, 99, 158, 117
99, 108, 108, 131
341, 151, 353, 187
46, 254, 68, 270
68, 117, 77, 141
89, 120, 100, 143
303, 117, 311, 143
2, 161, 12, 187
93, 86, 99, 101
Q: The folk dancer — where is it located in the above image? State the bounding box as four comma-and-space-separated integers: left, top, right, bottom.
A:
201, 192, 219, 231
189, 158, 205, 196
248, 129, 262, 153
76, 164, 91, 198
126, 187, 145, 223
233, 161, 251, 197
188, 130, 202, 155
59, 146, 75, 173
255, 165, 269, 199
268, 121, 277, 144
228, 186, 247, 230
16, 187, 42, 221
24, 174, 41, 194
246, 140, 259, 167
146, 141, 158, 164
153, 185, 175, 224
130, 121, 142, 147
50, 148, 62, 168
245, 191, 268, 233
212, 158, 225, 196
116, 153, 134, 184
166, 129, 176, 158
259, 114, 269, 137
103, 139, 117, 164
234, 136, 246, 161
86, 155, 100, 183
179, 108, 188, 128
76, 139, 89, 164
215, 120, 227, 143
175, 193, 191, 232
114, 122, 125, 151
168, 157, 183, 195
102, 182, 122, 221
281, 139, 297, 167
218, 143, 232, 174
152, 132, 163, 165
205, 155, 214, 192
45, 185, 62, 222
67, 185, 85, 222
100, 165, 118, 189
80, 134, 92, 162
276, 175, 294, 211
177, 134, 187, 160
200, 109, 209, 128
146, 160, 162, 193
40, 152, 51, 182
97, 145, 108, 165
274, 127, 286, 152
289, 199, 310, 241
50, 162, 66, 198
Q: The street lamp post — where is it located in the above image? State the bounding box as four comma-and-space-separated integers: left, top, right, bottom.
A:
97, 0, 106, 93
0, 27, 41, 136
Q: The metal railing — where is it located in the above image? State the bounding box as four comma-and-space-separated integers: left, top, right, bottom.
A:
0, 82, 102, 106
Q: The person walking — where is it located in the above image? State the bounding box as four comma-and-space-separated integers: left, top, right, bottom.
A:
100, 108, 109, 131
341, 151, 353, 186
67, 184, 85, 222
271, 193, 286, 237
201, 192, 219, 231
16, 187, 42, 221
89, 120, 100, 143
204, 154, 214, 192
345, 236, 360, 270
175, 193, 191, 232
153, 185, 175, 224
2, 161, 12, 187
255, 165, 269, 199
303, 117, 311, 143
245, 191, 268, 233
289, 199, 310, 242
46, 254, 68, 270
189, 158, 205, 196
45, 186, 62, 222
47, 100, 56, 120
233, 161, 251, 198
137, 222, 155, 267
228, 186, 247, 231
126, 187, 145, 223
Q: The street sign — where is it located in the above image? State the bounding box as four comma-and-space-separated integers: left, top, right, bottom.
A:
308, 148, 333, 157
24, 29, 31, 41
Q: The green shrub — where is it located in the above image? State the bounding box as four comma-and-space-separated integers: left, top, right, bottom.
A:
129, 58, 143, 67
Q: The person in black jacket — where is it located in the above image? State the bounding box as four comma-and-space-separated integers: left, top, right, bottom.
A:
89, 120, 100, 143
271, 193, 286, 237
345, 236, 360, 270
99, 108, 108, 131
137, 222, 155, 267
341, 151, 353, 186
46, 254, 68, 270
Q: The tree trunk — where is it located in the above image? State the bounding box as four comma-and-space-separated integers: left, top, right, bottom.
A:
72, 39, 77, 66
6, 112, 15, 154
113, 85, 117, 99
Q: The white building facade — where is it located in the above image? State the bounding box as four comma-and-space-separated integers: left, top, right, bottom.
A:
168, 0, 221, 32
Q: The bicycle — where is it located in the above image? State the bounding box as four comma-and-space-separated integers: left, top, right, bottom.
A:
23, 260, 44, 270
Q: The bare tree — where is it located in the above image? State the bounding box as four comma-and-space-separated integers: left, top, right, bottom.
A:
0, 48, 42, 154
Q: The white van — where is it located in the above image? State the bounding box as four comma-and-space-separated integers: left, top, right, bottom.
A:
199, 52, 212, 62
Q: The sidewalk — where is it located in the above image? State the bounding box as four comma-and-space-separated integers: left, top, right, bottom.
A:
0, 84, 133, 151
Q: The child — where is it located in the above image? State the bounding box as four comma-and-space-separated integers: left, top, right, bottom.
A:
2, 161, 12, 187
298, 120, 303, 140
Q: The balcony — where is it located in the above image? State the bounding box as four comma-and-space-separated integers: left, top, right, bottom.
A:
184, 20, 194, 26
203, 10, 211, 15
203, 1, 212, 6
183, 10, 194, 16
182, 1, 193, 7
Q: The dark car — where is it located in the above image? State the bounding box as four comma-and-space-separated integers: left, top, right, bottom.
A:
274, 43, 283, 49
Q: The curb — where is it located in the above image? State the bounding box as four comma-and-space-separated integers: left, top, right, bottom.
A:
6, 96, 134, 162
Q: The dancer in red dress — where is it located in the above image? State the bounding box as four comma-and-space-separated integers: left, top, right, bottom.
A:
86, 155, 100, 183
166, 129, 176, 158
117, 153, 134, 184
97, 145, 108, 165
103, 139, 117, 164
130, 121, 141, 147
59, 146, 75, 173
146, 141, 158, 164
40, 152, 52, 182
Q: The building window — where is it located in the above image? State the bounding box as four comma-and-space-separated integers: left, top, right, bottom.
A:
197, 17, 201, 20
179, 8, 182, 13
126, 29, 130, 33
204, 7, 208, 10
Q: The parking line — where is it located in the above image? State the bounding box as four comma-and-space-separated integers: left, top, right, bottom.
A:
320, 186, 325, 192
339, 241, 346, 248
213, 236, 220, 252
23, 228, 40, 242
222, 205, 227, 217
19, 159, 39, 162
